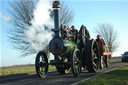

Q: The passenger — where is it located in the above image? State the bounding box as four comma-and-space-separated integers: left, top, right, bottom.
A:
60, 24, 67, 39
71, 25, 78, 35
96, 35, 105, 56
70, 25, 78, 42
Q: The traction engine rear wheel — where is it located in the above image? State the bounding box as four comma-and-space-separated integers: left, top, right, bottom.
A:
55, 56, 70, 74
84, 40, 100, 72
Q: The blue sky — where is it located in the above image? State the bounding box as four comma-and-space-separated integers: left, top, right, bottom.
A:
0, 0, 128, 67
66, 1, 128, 56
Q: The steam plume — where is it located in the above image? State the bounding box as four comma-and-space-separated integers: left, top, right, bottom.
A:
25, 0, 53, 51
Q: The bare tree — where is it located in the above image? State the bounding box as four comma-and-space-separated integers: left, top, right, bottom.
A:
60, 1, 73, 25
95, 23, 119, 52
8, 0, 74, 56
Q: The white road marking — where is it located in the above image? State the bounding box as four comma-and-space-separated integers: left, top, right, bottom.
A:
71, 64, 128, 85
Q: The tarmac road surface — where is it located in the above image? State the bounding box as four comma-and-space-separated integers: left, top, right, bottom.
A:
0, 61, 128, 85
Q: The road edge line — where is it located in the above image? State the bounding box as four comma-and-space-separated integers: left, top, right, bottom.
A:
70, 64, 127, 85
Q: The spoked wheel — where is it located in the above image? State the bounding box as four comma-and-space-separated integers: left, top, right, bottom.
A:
71, 49, 81, 77
84, 40, 100, 72
105, 55, 110, 67
56, 65, 70, 74
55, 56, 70, 74
79, 25, 86, 47
100, 56, 105, 69
35, 51, 48, 78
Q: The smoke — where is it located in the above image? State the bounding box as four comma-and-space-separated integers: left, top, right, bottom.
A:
25, 0, 54, 51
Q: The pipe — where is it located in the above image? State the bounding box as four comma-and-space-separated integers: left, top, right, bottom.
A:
53, 1, 60, 37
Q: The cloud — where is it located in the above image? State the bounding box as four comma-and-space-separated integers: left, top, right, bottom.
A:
0, 11, 11, 23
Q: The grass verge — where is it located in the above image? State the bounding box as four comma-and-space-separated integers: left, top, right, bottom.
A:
0, 58, 122, 77
0, 65, 55, 77
78, 65, 128, 85
110, 58, 121, 62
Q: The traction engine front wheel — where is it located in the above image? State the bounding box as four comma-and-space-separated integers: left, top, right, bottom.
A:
35, 51, 48, 78
71, 49, 81, 77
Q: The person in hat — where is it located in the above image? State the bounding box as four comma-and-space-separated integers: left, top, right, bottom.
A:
70, 25, 78, 42
96, 35, 105, 56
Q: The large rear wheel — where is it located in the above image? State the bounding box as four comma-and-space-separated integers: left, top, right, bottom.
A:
84, 40, 100, 72
79, 25, 90, 47
79, 25, 86, 47
71, 49, 81, 77
56, 65, 70, 74
55, 56, 70, 74
35, 51, 48, 78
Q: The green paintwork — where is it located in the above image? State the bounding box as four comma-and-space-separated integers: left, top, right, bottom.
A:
64, 40, 77, 55
77, 39, 80, 44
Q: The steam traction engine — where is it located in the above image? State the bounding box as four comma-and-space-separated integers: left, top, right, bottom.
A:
35, 1, 101, 78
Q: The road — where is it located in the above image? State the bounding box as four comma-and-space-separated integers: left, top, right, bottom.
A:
0, 61, 128, 85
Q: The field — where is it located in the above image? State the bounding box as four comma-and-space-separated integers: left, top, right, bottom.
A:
0, 57, 121, 77
78, 65, 128, 85
110, 57, 122, 62
0, 65, 55, 77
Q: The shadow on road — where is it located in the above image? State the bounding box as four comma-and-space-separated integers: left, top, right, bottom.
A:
0, 70, 101, 85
